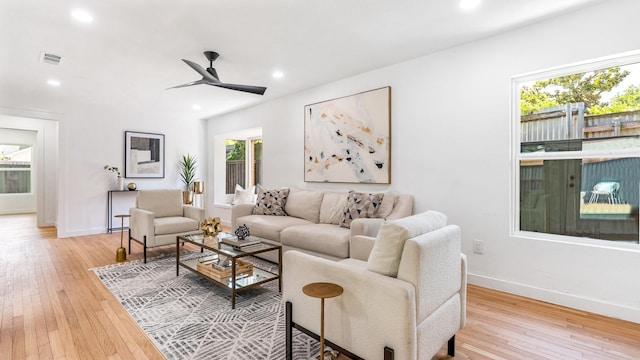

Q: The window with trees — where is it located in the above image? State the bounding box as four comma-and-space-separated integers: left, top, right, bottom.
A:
225, 138, 262, 194
0, 144, 32, 194
514, 52, 640, 245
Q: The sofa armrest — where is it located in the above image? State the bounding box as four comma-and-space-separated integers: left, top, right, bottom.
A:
129, 207, 155, 244
183, 205, 205, 223
283, 251, 417, 360
231, 203, 255, 228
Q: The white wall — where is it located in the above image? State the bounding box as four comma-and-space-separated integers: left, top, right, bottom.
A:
55, 104, 206, 237
206, 0, 640, 322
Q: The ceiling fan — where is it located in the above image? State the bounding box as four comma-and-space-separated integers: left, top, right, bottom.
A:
167, 51, 266, 95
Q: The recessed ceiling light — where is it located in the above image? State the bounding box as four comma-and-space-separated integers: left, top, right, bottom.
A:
272, 71, 284, 79
459, 0, 481, 11
47, 79, 61, 87
192, 104, 201, 110
71, 9, 93, 23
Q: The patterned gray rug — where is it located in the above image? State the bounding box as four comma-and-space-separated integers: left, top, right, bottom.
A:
92, 251, 319, 359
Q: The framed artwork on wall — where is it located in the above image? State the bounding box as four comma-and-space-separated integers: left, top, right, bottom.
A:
304, 86, 391, 183
124, 131, 165, 178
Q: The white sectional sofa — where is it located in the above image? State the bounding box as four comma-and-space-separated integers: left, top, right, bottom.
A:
230, 187, 413, 262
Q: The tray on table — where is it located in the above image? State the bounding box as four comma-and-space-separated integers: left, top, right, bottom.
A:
195, 256, 254, 281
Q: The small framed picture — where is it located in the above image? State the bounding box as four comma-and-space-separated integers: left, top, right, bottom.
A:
124, 131, 165, 178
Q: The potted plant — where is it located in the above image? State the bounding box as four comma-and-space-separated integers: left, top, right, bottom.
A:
178, 153, 197, 204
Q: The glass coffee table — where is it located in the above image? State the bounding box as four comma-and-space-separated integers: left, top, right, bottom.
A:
176, 233, 282, 309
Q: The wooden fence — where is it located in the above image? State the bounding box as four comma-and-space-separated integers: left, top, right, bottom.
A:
0, 162, 31, 193
225, 160, 262, 194
521, 104, 640, 141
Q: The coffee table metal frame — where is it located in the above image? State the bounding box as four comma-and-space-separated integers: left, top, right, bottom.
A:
176, 234, 282, 309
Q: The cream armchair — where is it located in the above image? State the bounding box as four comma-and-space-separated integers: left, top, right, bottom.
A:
128, 189, 204, 262
283, 211, 467, 360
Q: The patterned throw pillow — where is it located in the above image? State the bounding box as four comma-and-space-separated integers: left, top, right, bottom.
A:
340, 191, 384, 228
253, 186, 290, 216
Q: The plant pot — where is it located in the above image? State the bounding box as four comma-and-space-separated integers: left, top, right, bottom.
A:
183, 191, 194, 205
193, 181, 205, 194
117, 177, 124, 191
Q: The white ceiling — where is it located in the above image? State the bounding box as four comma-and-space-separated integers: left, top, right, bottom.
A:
0, 0, 605, 120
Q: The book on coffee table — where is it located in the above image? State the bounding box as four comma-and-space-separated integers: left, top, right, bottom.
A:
218, 233, 260, 249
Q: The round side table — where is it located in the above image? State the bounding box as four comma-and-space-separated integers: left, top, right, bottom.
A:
302, 282, 344, 360
114, 214, 131, 262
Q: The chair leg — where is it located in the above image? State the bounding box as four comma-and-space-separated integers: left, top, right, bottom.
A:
383, 346, 394, 360
128, 229, 132, 254
143, 235, 147, 263
286, 301, 293, 360
447, 335, 455, 357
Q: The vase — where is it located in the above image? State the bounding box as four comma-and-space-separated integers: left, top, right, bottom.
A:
182, 191, 194, 205
117, 177, 124, 191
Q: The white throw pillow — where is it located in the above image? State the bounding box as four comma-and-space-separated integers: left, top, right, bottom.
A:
366, 222, 409, 277
231, 184, 255, 205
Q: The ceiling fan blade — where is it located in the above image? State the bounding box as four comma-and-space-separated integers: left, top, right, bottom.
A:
211, 82, 267, 95
181, 59, 219, 82
166, 79, 213, 90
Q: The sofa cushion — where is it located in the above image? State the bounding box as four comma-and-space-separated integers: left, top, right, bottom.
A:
285, 188, 324, 223
281, 224, 350, 258
376, 194, 396, 218
366, 222, 408, 277
137, 189, 183, 218
319, 192, 348, 225
231, 184, 255, 205
253, 186, 290, 216
154, 216, 199, 235
340, 191, 384, 228
236, 214, 313, 242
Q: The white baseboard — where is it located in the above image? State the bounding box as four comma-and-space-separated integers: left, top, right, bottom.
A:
468, 273, 640, 324
0, 209, 36, 215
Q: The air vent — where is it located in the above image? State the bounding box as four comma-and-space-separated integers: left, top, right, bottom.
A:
40, 51, 62, 65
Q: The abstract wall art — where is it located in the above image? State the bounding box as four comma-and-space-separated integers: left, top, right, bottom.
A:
304, 86, 391, 183
124, 131, 165, 178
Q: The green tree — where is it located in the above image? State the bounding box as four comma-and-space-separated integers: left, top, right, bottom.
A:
226, 140, 245, 160
590, 85, 640, 114
520, 67, 630, 114
520, 85, 558, 114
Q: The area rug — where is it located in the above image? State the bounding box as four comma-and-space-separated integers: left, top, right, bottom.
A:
91, 251, 320, 360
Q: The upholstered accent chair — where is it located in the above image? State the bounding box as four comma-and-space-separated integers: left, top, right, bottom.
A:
128, 189, 205, 262
283, 211, 467, 360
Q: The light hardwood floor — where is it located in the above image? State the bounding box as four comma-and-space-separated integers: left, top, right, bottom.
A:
1, 214, 639, 359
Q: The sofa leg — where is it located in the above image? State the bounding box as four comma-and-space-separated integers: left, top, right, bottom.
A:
383, 346, 394, 360
286, 301, 293, 360
143, 235, 147, 263
447, 335, 455, 357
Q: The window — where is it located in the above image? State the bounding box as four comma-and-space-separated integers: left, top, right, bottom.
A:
225, 138, 262, 194
513, 52, 640, 244
0, 144, 32, 194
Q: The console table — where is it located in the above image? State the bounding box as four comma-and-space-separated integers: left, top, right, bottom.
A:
107, 190, 137, 233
